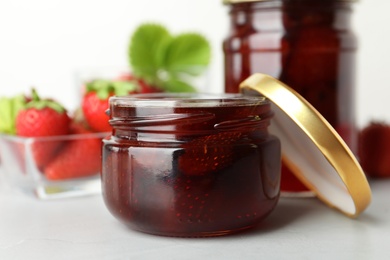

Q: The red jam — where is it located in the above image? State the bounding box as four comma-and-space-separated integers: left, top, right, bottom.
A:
101, 93, 281, 237
223, 0, 357, 192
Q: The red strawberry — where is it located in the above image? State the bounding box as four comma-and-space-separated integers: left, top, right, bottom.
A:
82, 91, 112, 132
82, 79, 143, 132
15, 89, 71, 170
178, 131, 242, 176
117, 73, 161, 93
137, 79, 161, 93
358, 122, 390, 178
44, 123, 103, 180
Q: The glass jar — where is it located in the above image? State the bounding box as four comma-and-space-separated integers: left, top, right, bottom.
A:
101, 93, 281, 237
223, 0, 357, 192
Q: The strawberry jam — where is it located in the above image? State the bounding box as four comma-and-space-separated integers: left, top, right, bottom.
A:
223, 0, 357, 192
102, 93, 281, 237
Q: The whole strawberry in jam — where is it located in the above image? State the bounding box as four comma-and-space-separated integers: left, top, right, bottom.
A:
15, 89, 71, 170
178, 131, 243, 176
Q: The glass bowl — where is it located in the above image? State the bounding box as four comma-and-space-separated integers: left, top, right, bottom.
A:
0, 132, 108, 199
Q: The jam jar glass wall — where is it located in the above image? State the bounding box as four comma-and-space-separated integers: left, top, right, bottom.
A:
101, 93, 281, 237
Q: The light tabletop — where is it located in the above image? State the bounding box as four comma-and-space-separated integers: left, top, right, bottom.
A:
0, 169, 389, 260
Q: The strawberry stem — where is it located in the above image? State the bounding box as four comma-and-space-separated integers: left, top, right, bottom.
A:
31, 88, 40, 102
25, 89, 66, 113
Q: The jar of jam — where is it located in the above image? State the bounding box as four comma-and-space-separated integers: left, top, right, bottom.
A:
101, 93, 281, 237
223, 0, 357, 192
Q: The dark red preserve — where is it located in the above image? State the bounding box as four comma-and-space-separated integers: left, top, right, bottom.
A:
223, 0, 357, 192
101, 93, 281, 237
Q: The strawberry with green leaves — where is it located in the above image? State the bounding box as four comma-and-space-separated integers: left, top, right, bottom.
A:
117, 73, 162, 94
81, 23, 211, 133
81, 79, 138, 132
15, 89, 71, 169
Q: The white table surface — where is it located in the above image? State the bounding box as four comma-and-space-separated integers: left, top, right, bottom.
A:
0, 168, 389, 260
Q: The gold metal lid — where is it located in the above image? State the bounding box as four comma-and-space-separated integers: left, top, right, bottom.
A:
240, 73, 371, 217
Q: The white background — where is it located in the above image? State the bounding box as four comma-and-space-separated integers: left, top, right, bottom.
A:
0, 0, 388, 127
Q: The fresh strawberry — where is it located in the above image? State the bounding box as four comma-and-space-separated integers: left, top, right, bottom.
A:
178, 131, 242, 176
117, 73, 161, 93
82, 91, 112, 132
44, 123, 103, 180
82, 79, 141, 132
136, 78, 162, 93
15, 89, 71, 170
358, 122, 390, 178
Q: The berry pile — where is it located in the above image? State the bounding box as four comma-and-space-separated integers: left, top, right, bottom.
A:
0, 74, 160, 181
0, 22, 211, 182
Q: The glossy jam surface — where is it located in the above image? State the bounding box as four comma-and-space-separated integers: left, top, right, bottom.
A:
224, 0, 357, 192
101, 94, 281, 237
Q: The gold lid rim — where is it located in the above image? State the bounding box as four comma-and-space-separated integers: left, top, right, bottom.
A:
240, 73, 371, 218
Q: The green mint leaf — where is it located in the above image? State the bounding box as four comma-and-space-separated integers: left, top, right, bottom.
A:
164, 33, 211, 76
162, 79, 197, 93
129, 23, 172, 80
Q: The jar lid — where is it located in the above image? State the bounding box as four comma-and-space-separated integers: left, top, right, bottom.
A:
240, 73, 371, 217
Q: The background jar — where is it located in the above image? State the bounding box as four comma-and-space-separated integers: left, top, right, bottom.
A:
223, 0, 357, 191
101, 93, 281, 237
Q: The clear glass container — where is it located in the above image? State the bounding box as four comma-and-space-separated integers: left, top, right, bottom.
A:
0, 132, 106, 199
101, 93, 281, 237
223, 0, 357, 192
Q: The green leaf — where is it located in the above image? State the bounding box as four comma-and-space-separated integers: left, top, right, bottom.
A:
0, 95, 26, 134
112, 81, 137, 96
86, 80, 113, 100
127, 23, 211, 92
86, 80, 111, 92
0, 98, 13, 134
162, 79, 197, 93
164, 33, 211, 76
129, 23, 172, 80
86, 79, 139, 99
25, 88, 66, 113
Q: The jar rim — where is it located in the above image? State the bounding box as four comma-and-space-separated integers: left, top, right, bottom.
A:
109, 93, 268, 108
